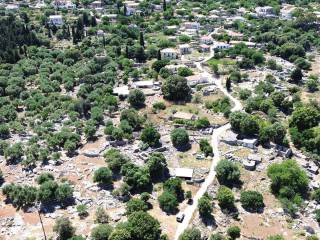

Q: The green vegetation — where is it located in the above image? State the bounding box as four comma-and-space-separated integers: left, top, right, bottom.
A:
162, 75, 191, 101
170, 128, 189, 149
198, 193, 213, 218
128, 89, 146, 108
53, 217, 75, 240
267, 160, 309, 216
205, 97, 231, 117
289, 105, 320, 156
140, 126, 161, 147
199, 139, 213, 157
217, 186, 235, 210
179, 228, 202, 240
2, 173, 73, 209
240, 191, 264, 212
158, 177, 183, 214
91, 224, 113, 240
215, 159, 241, 186
227, 226, 241, 239
93, 167, 113, 185
126, 198, 149, 215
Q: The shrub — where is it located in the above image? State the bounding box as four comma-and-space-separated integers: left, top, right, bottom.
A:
312, 189, 320, 202
210, 233, 224, 240
162, 75, 191, 101
227, 226, 240, 239
315, 209, 320, 223
158, 191, 178, 213
198, 194, 212, 218
240, 191, 264, 212
126, 198, 148, 215
95, 207, 109, 224
93, 167, 113, 185
37, 173, 54, 184
267, 235, 284, 240
267, 160, 308, 198
217, 186, 234, 209
152, 101, 166, 111
163, 177, 184, 200
76, 204, 88, 218
199, 139, 213, 156
128, 89, 145, 108
140, 126, 161, 147
53, 217, 75, 240
104, 148, 128, 173
171, 128, 189, 149
215, 159, 240, 186
91, 224, 113, 240
179, 228, 201, 240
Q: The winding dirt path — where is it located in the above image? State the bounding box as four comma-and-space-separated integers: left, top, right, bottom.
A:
174, 43, 243, 240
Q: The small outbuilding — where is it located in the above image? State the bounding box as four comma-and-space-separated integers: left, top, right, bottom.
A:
174, 168, 194, 180
239, 138, 258, 149
172, 112, 198, 121
49, 15, 64, 26
133, 80, 154, 89
113, 86, 129, 97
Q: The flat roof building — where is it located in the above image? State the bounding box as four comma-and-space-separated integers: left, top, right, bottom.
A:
174, 168, 193, 180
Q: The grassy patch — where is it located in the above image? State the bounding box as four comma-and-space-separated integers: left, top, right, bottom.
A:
207, 58, 236, 66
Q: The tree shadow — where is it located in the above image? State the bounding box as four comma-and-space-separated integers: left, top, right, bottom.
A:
39, 197, 76, 213
242, 205, 265, 214
97, 183, 114, 191
200, 214, 216, 227
221, 205, 239, 220
175, 143, 191, 152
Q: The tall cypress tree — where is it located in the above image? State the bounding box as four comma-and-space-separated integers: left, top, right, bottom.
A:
226, 78, 231, 91
139, 31, 144, 48
123, 4, 127, 16
163, 0, 167, 11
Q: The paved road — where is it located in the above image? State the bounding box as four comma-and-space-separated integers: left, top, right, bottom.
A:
174, 45, 243, 240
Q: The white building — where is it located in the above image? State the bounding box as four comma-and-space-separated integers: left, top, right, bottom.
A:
213, 42, 231, 50
199, 44, 210, 52
281, 4, 296, 20
49, 15, 64, 26
186, 74, 209, 87
113, 86, 129, 97
239, 138, 258, 149
183, 22, 200, 30
179, 44, 191, 55
124, 1, 140, 16
200, 36, 213, 45
53, 0, 75, 9
255, 6, 274, 18
174, 168, 193, 180
34, 2, 47, 9
160, 48, 178, 60
97, 30, 105, 36
90, 0, 102, 9
133, 80, 154, 88
5, 4, 19, 12
153, 4, 162, 12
